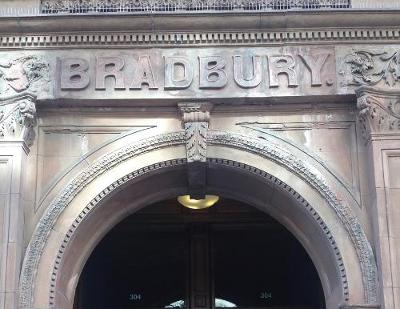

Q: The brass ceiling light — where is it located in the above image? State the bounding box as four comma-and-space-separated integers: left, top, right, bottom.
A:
177, 195, 220, 210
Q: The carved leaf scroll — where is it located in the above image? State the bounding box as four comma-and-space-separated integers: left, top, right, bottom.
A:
179, 102, 212, 163
345, 50, 400, 87
185, 121, 208, 163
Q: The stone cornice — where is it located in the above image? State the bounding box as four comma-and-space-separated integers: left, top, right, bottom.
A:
2, 27, 400, 49
3, 10, 400, 38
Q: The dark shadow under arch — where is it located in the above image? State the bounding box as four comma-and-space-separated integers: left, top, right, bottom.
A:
74, 197, 326, 309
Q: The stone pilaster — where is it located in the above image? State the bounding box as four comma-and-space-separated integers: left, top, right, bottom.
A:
0, 93, 37, 309
179, 102, 212, 199
356, 87, 400, 309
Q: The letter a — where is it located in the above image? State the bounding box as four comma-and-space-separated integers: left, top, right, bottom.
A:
130, 55, 158, 89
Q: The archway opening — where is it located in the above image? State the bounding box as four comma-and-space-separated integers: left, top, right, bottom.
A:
74, 197, 325, 309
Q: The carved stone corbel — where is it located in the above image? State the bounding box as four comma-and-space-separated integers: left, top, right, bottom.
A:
0, 93, 37, 148
178, 102, 213, 199
356, 87, 400, 142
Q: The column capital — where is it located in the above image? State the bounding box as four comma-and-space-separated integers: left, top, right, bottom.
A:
0, 93, 37, 149
356, 87, 400, 142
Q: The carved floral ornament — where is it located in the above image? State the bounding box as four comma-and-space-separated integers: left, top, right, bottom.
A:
343, 49, 400, 87
0, 94, 37, 146
355, 87, 400, 140
0, 55, 49, 146
0, 55, 49, 96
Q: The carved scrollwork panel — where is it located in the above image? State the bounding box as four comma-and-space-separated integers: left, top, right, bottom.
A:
341, 49, 400, 88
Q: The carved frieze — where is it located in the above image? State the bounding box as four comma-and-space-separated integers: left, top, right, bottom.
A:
356, 87, 400, 140
40, 0, 350, 14
0, 94, 37, 146
340, 49, 400, 88
0, 55, 49, 98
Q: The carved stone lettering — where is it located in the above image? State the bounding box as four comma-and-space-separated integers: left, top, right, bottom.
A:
199, 56, 227, 89
233, 55, 262, 88
130, 55, 158, 90
60, 58, 90, 90
164, 57, 193, 90
268, 55, 299, 88
95, 57, 125, 90
299, 53, 330, 86
54, 47, 336, 99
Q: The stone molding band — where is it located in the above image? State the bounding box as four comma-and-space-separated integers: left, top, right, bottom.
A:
2, 28, 400, 49
19, 130, 378, 309
40, 0, 351, 15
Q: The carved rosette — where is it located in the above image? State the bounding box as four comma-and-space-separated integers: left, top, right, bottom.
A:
356, 87, 400, 141
179, 102, 213, 198
0, 94, 37, 147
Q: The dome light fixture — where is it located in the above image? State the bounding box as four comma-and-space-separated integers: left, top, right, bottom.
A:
177, 195, 219, 210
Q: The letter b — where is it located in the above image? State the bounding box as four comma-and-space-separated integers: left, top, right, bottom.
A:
59, 58, 90, 90
199, 56, 227, 89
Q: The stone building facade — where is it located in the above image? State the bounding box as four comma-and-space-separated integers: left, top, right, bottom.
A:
0, 1, 400, 309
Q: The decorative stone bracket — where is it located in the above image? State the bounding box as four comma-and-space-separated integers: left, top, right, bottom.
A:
179, 102, 213, 199
356, 87, 400, 142
0, 93, 37, 148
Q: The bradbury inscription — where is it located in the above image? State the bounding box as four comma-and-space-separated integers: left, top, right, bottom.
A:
55, 47, 336, 101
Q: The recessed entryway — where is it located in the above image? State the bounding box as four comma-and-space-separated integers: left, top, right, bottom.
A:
74, 198, 325, 309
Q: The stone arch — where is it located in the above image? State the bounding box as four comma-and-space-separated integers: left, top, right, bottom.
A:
19, 130, 378, 309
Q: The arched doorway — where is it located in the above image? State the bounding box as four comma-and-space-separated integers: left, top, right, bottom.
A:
19, 131, 378, 309
74, 198, 325, 309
